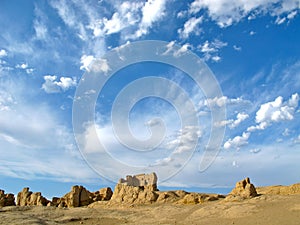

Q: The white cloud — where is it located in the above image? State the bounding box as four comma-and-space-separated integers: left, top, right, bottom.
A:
15, 63, 34, 74
16, 63, 28, 69
162, 41, 192, 58
92, 2, 142, 37
204, 96, 250, 108
212, 55, 221, 62
231, 112, 249, 128
80, 55, 95, 71
171, 126, 202, 154
216, 112, 249, 129
134, 0, 167, 38
178, 16, 203, 39
42, 75, 77, 93
246, 93, 299, 133
34, 20, 48, 40
287, 10, 298, 19
0, 49, 7, 58
174, 43, 192, 57
256, 93, 299, 124
275, 17, 286, 24
80, 55, 110, 73
49, 0, 87, 39
223, 132, 250, 149
198, 39, 227, 61
188, 0, 300, 27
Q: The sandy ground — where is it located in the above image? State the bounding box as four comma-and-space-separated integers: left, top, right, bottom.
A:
1, 194, 300, 225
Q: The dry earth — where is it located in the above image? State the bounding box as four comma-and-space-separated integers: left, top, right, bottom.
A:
1, 193, 300, 225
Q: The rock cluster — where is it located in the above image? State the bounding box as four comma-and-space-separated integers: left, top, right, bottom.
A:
0, 189, 15, 207
111, 173, 225, 204
52, 186, 113, 207
2, 174, 262, 208
17, 187, 50, 206
226, 177, 257, 200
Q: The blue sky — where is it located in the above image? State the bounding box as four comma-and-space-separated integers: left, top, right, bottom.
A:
0, 0, 300, 198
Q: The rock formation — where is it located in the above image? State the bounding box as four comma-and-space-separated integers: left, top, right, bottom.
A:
52, 186, 113, 207
0, 189, 15, 207
226, 177, 257, 200
256, 183, 300, 195
111, 172, 159, 204
17, 187, 49, 206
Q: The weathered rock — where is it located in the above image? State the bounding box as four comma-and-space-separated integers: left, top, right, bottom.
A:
175, 192, 225, 204
0, 189, 15, 207
58, 185, 92, 207
92, 187, 113, 201
256, 183, 300, 195
17, 187, 49, 206
111, 183, 158, 204
112, 173, 159, 204
156, 190, 189, 203
226, 177, 257, 200
52, 186, 113, 208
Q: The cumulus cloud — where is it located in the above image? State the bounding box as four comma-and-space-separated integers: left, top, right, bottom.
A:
248, 93, 299, 132
198, 39, 227, 61
90, 0, 167, 40
223, 132, 250, 149
134, 0, 167, 38
178, 16, 203, 39
91, 1, 142, 37
0, 49, 7, 58
80, 55, 110, 73
171, 126, 202, 154
42, 75, 77, 93
188, 0, 300, 27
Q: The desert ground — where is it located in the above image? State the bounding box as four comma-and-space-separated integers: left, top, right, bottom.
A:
1, 190, 300, 225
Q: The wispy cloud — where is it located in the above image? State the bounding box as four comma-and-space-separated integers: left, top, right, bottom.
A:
178, 16, 203, 39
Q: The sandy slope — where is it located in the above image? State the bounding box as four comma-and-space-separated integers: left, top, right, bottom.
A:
1, 194, 300, 225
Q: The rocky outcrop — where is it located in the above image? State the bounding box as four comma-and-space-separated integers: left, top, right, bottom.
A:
112, 173, 159, 204
94, 187, 113, 201
52, 186, 113, 208
156, 190, 189, 203
256, 183, 300, 195
177, 193, 225, 204
17, 187, 49, 206
111, 184, 158, 204
0, 189, 15, 207
226, 178, 257, 200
